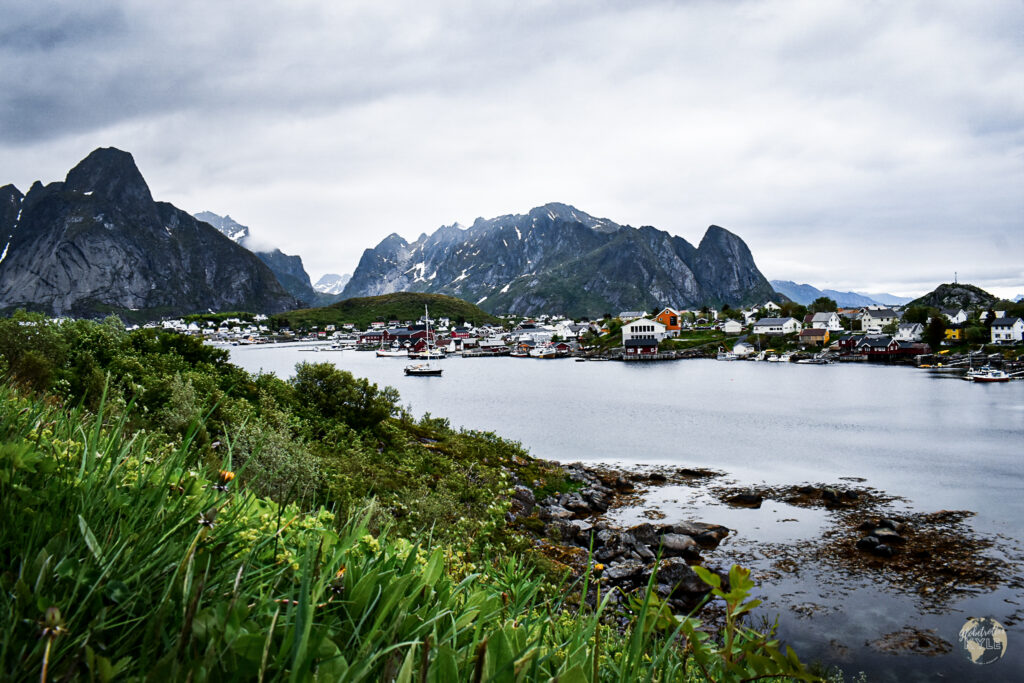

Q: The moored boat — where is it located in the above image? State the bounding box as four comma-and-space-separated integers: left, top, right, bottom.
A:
404, 363, 443, 376
716, 346, 738, 361
964, 365, 1011, 382
405, 305, 443, 376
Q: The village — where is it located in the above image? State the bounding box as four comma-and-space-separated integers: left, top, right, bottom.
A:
140, 299, 1024, 372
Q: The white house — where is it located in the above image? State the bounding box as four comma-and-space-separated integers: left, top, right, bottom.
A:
621, 318, 667, 344
990, 317, 1024, 343
895, 322, 924, 342
752, 317, 801, 335
942, 308, 969, 325
761, 301, 782, 312
810, 312, 843, 331
860, 308, 899, 334
721, 319, 744, 335
732, 340, 756, 357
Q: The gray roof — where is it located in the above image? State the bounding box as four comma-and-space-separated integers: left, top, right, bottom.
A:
754, 317, 797, 325
856, 335, 895, 348
810, 312, 835, 322
624, 338, 658, 347
992, 317, 1024, 326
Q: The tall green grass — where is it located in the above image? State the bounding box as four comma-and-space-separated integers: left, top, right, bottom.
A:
0, 384, 817, 682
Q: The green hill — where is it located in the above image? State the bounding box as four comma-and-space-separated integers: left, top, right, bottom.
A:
907, 283, 998, 310
272, 292, 501, 330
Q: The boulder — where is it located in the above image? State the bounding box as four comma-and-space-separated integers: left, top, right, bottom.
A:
603, 560, 645, 583
660, 533, 699, 558
627, 523, 659, 546
540, 505, 573, 520
646, 558, 716, 598
856, 535, 880, 551
872, 528, 906, 545
877, 518, 902, 532
871, 544, 896, 558
561, 492, 592, 512
512, 485, 535, 511
664, 522, 729, 548
726, 492, 763, 508
567, 519, 594, 539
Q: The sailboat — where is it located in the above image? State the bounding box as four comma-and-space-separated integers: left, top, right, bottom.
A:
405, 306, 443, 376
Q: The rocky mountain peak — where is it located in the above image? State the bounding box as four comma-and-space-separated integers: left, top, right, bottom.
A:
343, 204, 774, 316
195, 211, 250, 243
64, 147, 153, 208
313, 273, 351, 296
0, 149, 298, 317
0, 184, 22, 202
908, 283, 997, 310
1, 185, 23, 236
526, 202, 621, 233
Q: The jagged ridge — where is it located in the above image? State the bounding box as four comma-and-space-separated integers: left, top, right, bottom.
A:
0, 148, 298, 318
342, 202, 775, 316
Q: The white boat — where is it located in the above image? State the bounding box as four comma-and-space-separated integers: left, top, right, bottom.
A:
529, 346, 558, 358
409, 348, 446, 360
965, 365, 1011, 383
716, 346, 738, 361
405, 306, 443, 377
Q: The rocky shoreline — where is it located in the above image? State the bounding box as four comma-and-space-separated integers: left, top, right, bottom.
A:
508, 462, 734, 614
508, 459, 1024, 641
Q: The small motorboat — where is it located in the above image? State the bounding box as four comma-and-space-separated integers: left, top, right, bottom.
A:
965, 365, 1011, 383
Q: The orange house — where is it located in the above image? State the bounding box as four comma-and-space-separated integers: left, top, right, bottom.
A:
654, 308, 682, 337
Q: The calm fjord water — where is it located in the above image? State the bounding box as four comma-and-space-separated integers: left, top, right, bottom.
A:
231, 346, 1024, 680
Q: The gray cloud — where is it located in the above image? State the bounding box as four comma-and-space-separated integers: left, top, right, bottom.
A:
1, 0, 1021, 299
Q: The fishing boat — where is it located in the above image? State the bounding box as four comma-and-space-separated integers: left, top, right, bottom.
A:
405, 306, 443, 376
964, 365, 1012, 383
529, 346, 557, 359
716, 346, 738, 361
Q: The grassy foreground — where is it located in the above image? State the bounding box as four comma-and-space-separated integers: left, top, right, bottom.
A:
0, 313, 821, 681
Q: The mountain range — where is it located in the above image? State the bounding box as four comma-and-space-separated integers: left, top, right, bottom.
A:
193, 211, 342, 308
770, 280, 912, 307
314, 273, 351, 296
0, 148, 297, 318
342, 203, 776, 317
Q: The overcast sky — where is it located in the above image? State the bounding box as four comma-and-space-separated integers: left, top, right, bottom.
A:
1, 0, 1022, 298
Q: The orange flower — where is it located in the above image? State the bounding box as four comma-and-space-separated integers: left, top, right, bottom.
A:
212, 470, 235, 492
